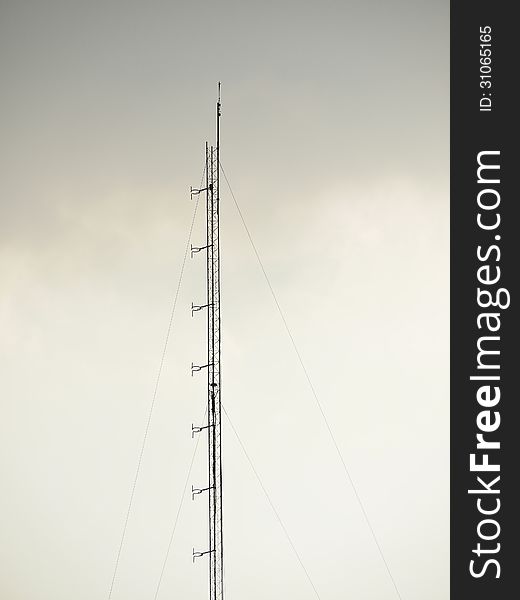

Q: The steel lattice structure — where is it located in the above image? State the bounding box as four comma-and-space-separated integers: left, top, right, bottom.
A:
191, 89, 224, 600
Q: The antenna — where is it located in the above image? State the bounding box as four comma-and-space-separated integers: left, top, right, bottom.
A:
191, 84, 224, 600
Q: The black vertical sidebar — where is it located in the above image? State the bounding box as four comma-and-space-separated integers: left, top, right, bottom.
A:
451, 2, 518, 598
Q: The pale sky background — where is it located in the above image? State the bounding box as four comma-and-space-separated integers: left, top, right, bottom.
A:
0, 1, 448, 599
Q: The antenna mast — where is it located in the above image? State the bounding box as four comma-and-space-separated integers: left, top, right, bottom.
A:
191, 83, 224, 600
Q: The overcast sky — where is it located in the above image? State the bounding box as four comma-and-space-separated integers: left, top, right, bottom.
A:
1, 1, 448, 599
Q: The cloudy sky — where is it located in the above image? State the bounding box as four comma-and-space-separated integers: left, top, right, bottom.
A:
1, 1, 448, 599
